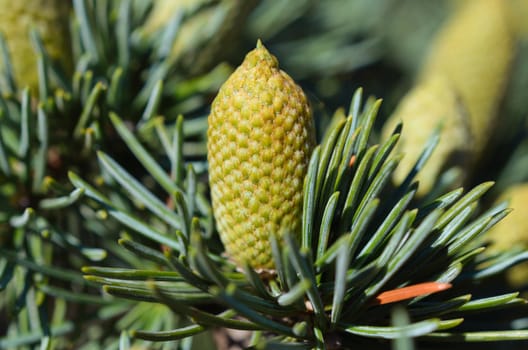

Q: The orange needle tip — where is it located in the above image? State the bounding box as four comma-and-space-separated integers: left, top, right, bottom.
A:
374, 282, 453, 306
349, 155, 357, 168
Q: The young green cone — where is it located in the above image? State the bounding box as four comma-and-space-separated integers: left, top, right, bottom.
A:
207, 41, 315, 269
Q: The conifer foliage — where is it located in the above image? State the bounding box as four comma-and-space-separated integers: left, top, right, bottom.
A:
1, 1, 528, 349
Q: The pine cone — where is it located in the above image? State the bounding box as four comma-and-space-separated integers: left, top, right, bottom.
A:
487, 183, 528, 286
0, 0, 71, 92
508, 0, 528, 39
420, 0, 514, 156
207, 41, 315, 269
382, 75, 473, 195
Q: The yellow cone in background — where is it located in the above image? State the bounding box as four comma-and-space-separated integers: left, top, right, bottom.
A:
0, 0, 71, 92
384, 0, 515, 194
507, 0, 528, 39
420, 0, 514, 155
382, 75, 472, 195
487, 184, 528, 286
207, 41, 315, 269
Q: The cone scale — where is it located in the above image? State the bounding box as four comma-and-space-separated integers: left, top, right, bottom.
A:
207, 41, 315, 269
